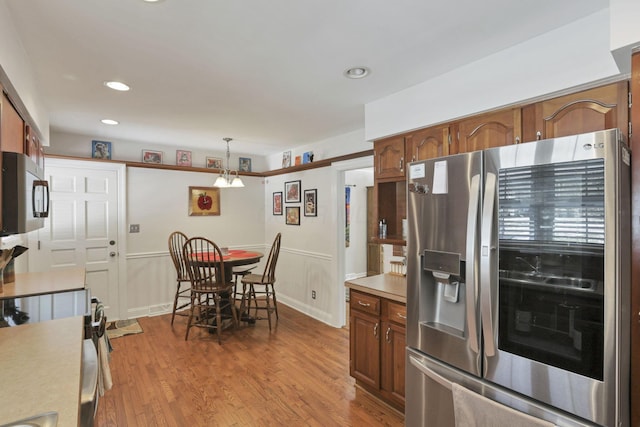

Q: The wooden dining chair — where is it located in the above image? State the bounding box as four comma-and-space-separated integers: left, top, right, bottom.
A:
168, 231, 191, 325
182, 237, 239, 343
240, 233, 282, 330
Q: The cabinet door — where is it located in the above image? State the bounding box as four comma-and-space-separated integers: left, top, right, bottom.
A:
350, 309, 381, 389
406, 126, 450, 163
1, 92, 25, 154
455, 107, 522, 153
523, 81, 629, 142
381, 320, 406, 408
374, 136, 405, 179
25, 125, 44, 169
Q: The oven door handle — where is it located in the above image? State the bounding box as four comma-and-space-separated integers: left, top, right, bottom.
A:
409, 354, 452, 390
480, 172, 496, 357
465, 174, 480, 354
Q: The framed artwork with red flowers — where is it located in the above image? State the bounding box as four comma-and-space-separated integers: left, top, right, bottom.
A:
188, 186, 220, 216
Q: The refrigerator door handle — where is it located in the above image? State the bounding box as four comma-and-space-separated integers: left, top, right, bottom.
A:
480, 172, 497, 357
409, 354, 453, 390
465, 174, 481, 354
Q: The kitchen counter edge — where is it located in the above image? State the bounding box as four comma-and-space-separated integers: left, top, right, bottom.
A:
345, 273, 406, 303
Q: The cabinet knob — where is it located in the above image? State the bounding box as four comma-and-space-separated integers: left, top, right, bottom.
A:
536, 131, 542, 140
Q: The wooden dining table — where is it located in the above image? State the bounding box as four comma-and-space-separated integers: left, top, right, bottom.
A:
191, 249, 263, 280
190, 249, 263, 324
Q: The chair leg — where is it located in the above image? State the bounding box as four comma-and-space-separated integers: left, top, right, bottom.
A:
215, 294, 223, 345
185, 294, 197, 340
265, 287, 272, 331
271, 285, 279, 319
171, 282, 182, 325
239, 282, 250, 323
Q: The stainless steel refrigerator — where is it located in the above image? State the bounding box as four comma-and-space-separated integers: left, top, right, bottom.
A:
405, 129, 630, 427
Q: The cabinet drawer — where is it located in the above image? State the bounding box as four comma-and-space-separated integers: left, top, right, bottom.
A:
350, 291, 380, 316
386, 301, 407, 326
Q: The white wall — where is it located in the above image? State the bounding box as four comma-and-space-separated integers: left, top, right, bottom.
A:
265, 129, 371, 170
48, 130, 268, 172
344, 169, 373, 280
263, 167, 340, 325
125, 167, 265, 317
0, 1, 49, 144
365, 9, 623, 142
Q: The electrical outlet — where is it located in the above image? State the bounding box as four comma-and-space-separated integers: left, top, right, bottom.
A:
129, 224, 140, 233
311, 290, 316, 299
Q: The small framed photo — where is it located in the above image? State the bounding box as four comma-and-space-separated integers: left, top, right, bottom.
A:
273, 192, 283, 215
206, 157, 223, 169
295, 155, 301, 166
282, 151, 292, 168
142, 149, 163, 164
304, 189, 317, 216
303, 151, 314, 164
239, 157, 252, 172
285, 180, 301, 203
188, 186, 221, 216
176, 150, 192, 167
92, 140, 111, 160
286, 206, 300, 225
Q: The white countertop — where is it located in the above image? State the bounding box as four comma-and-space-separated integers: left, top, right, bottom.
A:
0, 267, 86, 299
0, 316, 84, 427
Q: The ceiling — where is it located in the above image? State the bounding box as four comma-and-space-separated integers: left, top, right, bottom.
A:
5, 0, 608, 156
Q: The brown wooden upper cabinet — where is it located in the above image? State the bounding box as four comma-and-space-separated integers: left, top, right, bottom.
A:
25, 125, 44, 170
454, 107, 522, 154
1, 91, 25, 154
522, 81, 629, 142
406, 126, 450, 163
374, 135, 405, 180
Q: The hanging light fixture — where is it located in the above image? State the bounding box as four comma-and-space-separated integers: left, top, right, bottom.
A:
214, 137, 245, 188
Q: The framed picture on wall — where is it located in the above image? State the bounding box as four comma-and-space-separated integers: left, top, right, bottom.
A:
206, 157, 223, 169
304, 189, 317, 216
188, 186, 220, 216
282, 151, 292, 168
239, 157, 252, 172
176, 150, 192, 167
285, 180, 301, 203
273, 192, 283, 215
92, 140, 111, 160
286, 206, 300, 225
142, 149, 163, 164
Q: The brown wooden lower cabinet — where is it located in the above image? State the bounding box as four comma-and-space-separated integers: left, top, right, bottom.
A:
349, 289, 406, 411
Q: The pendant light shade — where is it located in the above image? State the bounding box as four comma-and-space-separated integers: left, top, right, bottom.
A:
214, 138, 244, 188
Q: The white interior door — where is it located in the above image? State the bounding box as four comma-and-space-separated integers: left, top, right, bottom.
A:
28, 158, 127, 320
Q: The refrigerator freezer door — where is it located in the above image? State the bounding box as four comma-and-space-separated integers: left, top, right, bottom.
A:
407, 151, 482, 376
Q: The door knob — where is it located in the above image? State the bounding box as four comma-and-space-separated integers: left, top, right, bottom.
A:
110, 252, 116, 257
109, 240, 116, 245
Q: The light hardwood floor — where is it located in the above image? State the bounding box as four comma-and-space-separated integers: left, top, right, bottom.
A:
95, 304, 405, 426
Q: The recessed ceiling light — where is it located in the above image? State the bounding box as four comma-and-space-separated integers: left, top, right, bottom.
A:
344, 66, 370, 79
101, 119, 119, 125
104, 81, 130, 91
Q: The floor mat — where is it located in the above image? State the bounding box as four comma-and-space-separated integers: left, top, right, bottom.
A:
105, 318, 143, 339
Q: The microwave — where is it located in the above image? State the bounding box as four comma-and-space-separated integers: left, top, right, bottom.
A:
1, 151, 49, 236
